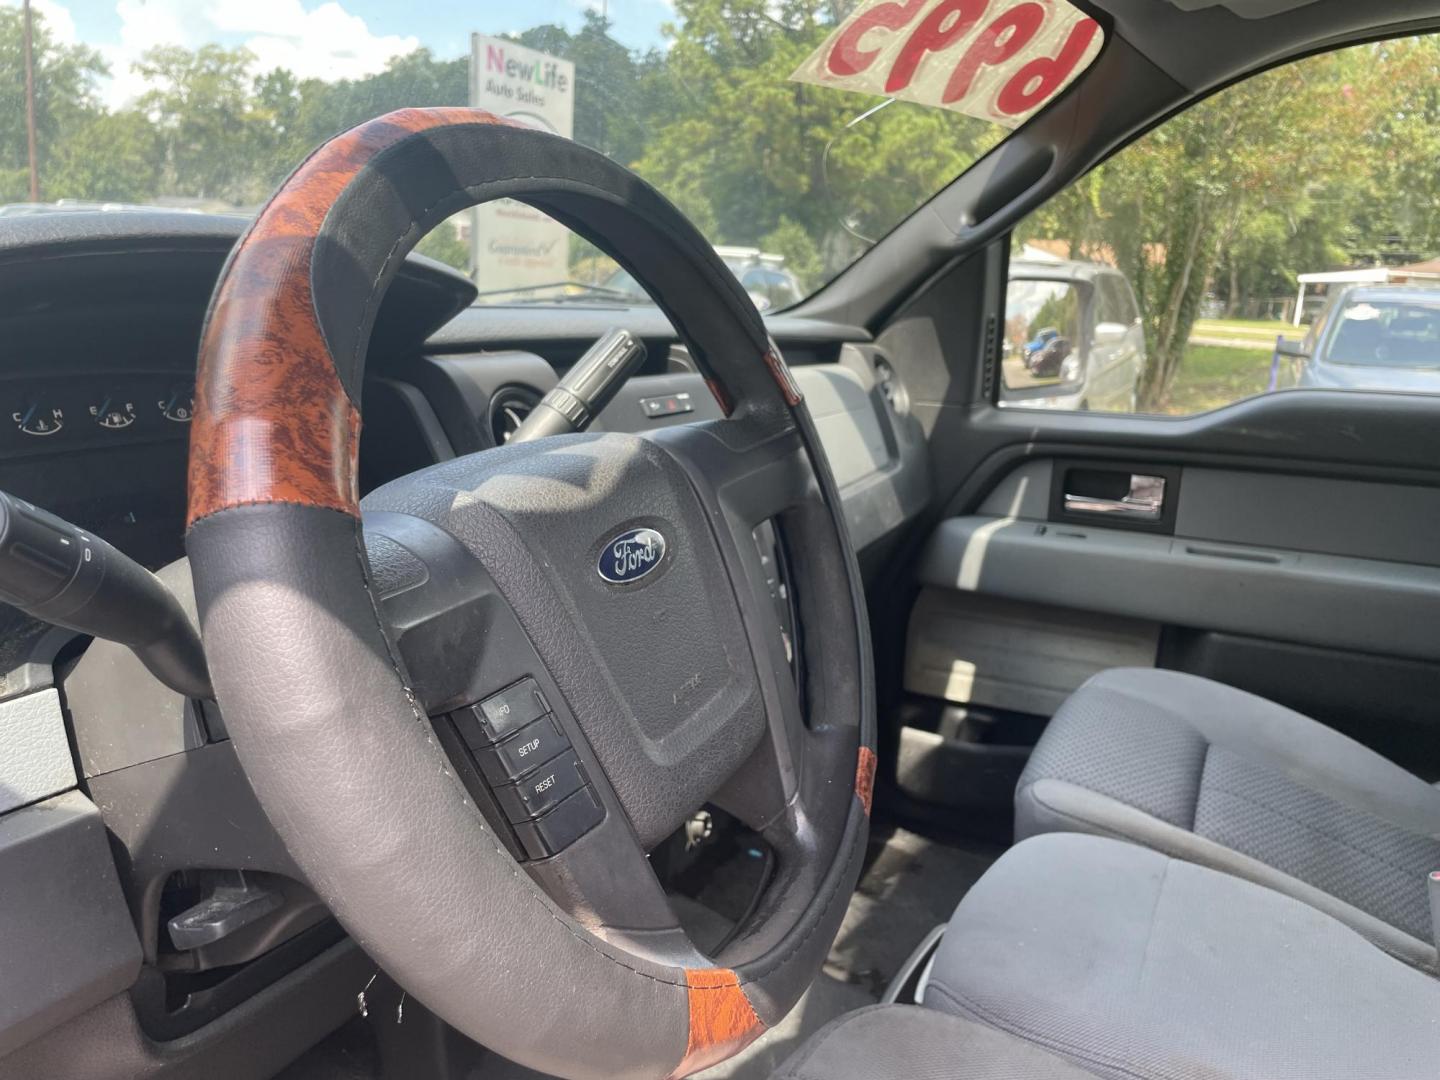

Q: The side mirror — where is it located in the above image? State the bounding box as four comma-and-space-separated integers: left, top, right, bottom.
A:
1274, 337, 1309, 359
1093, 321, 1130, 346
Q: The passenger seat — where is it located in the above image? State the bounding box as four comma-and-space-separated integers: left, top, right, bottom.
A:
1016, 667, 1440, 969
775, 832, 1440, 1078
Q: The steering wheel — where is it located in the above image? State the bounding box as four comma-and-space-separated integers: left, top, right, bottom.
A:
185, 109, 874, 1079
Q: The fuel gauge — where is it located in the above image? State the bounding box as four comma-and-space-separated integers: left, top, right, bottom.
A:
90, 394, 137, 430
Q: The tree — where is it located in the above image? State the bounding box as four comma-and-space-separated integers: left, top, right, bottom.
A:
516, 12, 657, 166
1021, 45, 1382, 408
634, 0, 996, 280
293, 48, 467, 150
47, 111, 160, 202
135, 44, 270, 203
762, 215, 822, 292
416, 220, 470, 271
0, 6, 107, 201
251, 66, 313, 191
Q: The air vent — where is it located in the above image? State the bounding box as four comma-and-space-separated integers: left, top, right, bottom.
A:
487, 385, 542, 445
981, 314, 999, 401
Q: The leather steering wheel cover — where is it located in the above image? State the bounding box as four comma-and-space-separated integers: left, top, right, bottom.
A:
185, 110, 873, 1078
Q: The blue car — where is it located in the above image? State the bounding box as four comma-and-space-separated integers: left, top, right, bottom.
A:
1277, 285, 1440, 392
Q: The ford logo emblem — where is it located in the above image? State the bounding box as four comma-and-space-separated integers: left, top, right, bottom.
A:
598, 527, 667, 584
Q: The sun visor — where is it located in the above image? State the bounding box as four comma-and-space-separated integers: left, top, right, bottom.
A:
1164, 0, 1324, 17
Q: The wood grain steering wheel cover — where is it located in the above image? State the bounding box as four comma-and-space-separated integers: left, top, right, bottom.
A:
187, 107, 789, 527
184, 110, 873, 1079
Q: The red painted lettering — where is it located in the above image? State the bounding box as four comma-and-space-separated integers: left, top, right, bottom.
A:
826, 0, 932, 77
885, 0, 989, 95
996, 16, 1100, 114
942, 2, 1044, 104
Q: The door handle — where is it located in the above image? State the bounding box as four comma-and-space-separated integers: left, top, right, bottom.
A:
1064, 473, 1166, 521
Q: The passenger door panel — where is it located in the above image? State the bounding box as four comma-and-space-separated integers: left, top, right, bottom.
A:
899, 388, 1440, 818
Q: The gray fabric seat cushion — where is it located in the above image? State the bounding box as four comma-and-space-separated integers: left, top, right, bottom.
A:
772, 1004, 1101, 1080
1017, 667, 1440, 967
925, 832, 1440, 1080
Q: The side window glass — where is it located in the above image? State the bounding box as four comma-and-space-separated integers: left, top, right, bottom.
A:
1002, 32, 1440, 415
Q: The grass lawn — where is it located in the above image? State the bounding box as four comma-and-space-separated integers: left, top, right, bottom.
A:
1192, 317, 1296, 337
1163, 343, 1275, 414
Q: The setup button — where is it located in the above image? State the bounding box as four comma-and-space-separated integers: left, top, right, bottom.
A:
474, 716, 570, 785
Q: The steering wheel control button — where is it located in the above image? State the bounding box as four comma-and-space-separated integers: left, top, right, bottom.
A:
639, 392, 694, 418
454, 678, 549, 747
512, 786, 605, 860
474, 715, 570, 785
494, 755, 586, 824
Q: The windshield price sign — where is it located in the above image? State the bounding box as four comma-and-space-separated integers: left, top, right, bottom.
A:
791, 0, 1102, 127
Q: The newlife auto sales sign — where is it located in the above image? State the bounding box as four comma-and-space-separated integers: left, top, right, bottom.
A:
469, 36, 576, 292
791, 0, 1101, 128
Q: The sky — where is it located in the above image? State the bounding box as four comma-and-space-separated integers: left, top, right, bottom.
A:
8, 0, 675, 107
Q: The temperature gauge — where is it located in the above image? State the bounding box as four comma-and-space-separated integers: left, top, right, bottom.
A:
12, 399, 64, 437
89, 395, 137, 430
159, 385, 195, 423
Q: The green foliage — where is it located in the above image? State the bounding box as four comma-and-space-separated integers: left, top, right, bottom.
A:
415, 221, 470, 271
516, 12, 656, 165
761, 216, 822, 293
134, 45, 266, 202
1021, 38, 1440, 409
633, 0, 996, 278
1164, 344, 1273, 416
47, 110, 160, 201
0, 6, 107, 201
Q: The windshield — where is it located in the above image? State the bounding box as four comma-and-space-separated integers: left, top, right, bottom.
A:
1325, 297, 1440, 369
4, 0, 1101, 307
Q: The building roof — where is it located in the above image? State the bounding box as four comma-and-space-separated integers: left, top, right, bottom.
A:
1392, 257, 1440, 277
1298, 259, 1440, 285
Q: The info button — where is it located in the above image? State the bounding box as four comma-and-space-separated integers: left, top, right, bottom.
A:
460, 677, 548, 746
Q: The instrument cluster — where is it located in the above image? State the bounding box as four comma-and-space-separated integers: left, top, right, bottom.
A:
3, 375, 196, 453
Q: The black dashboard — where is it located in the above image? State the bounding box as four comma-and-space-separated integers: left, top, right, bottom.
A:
0, 210, 931, 1061
0, 211, 926, 582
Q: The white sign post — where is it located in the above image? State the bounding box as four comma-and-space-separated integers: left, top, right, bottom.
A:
469, 35, 576, 294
